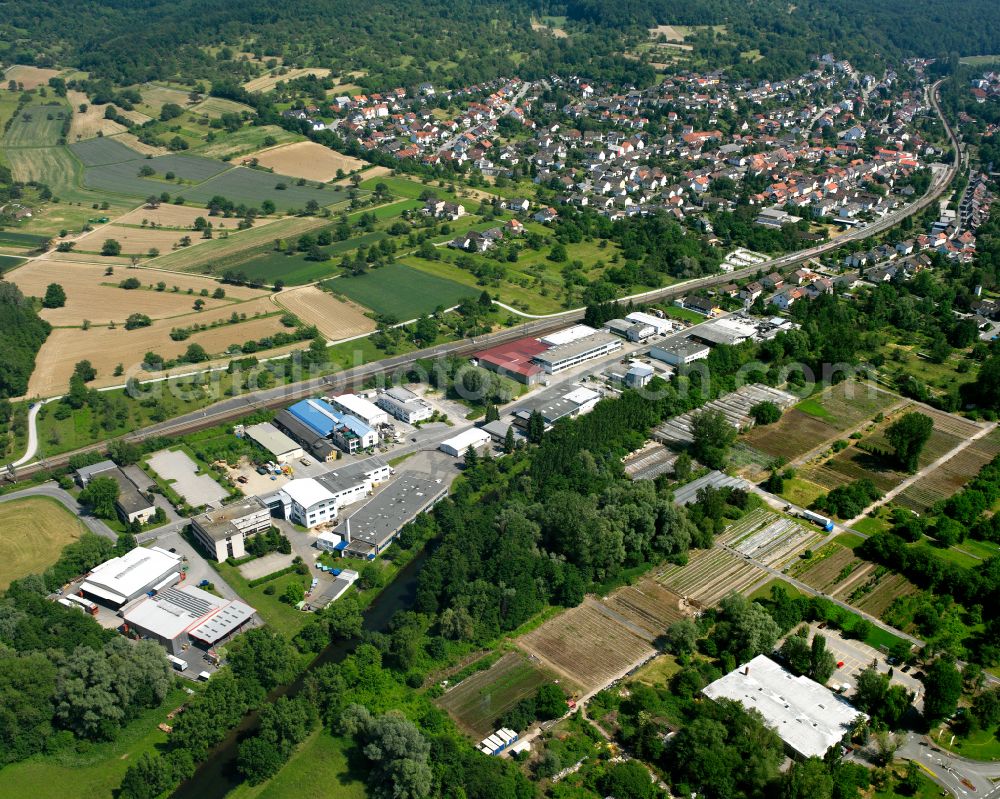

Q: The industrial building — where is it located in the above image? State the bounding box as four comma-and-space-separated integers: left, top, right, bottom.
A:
539, 325, 598, 347
702, 655, 865, 759
73, 460, 156, 525
276, 461, 393, 529
439, 427, 493, 457
334, 474, 447, 559
690, 317, 758, 347
80, 546, 184, 607
122, 584, 256, 657
473, 337, 550, 385
604, 318, 655, 342
513, 385, 602, 429
376, 386, 434, 424
532, 331, 622, 374
280, 398, 378, 456
75, 459, 118, 486
273, 408, 338, 461
242, 422, 304, 463
190, 496, 273, 562
626, 311, 674, 336
649, 339, 710, 366
625, 362, 655, 388
329, 393, 390, 428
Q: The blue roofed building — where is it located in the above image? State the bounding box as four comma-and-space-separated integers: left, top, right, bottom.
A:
286, 399, 378, 455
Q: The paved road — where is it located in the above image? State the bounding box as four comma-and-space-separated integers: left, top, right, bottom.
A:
900, 733, 1000, 797
0, 482, 117, 540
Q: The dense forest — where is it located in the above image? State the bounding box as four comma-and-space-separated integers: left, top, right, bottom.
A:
3, 0, 1000, 92
0, 281, 51, 399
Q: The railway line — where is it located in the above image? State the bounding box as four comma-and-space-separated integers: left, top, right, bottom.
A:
4, 81, 962, 484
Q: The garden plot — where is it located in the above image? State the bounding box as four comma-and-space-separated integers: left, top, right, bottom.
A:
796, 545, 863, 593
797, 380, 902, 431
741, 409, 839, 462
623, 445, 677, 481
895, 443, 999, 513
656, 548, 766, 607
146, 449, 227, 507
717, 509, 823, 569
518, 602, 655, 693
436, 652, 554, 737
654, 384, 798, 448
847, 572, 920, 618
598, 578, 689, 638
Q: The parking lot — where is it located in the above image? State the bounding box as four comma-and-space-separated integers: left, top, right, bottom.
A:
147, 449, 228, 507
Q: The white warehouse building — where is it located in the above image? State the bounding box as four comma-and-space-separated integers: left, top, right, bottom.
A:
329, 393, 390, 428
439, 428, 492, 457
80, 546, 184, 608
277, 462, 393, 529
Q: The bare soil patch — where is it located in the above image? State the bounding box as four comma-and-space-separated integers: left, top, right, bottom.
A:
243, 68, 331, 94
274, 286, 375, 341
4, 65, 62, 90
67, 91, 127, 141
246, 141, 367, 182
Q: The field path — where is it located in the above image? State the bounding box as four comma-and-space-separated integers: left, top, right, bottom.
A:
843, 420, 997, 526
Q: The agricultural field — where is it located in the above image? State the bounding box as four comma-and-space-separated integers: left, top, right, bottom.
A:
846, 570, 921, 618
133, 84, 193, 118
245, 141, 368, 182
69, 136, 146, 167
0, 254, 26, 271
3, 65, 64, 90
3, 104, 70, 148
598, 578, 689, 639
188, 96, 254, 118
274, 286, 376, 340
26, 296, 284, 396
716, 508, 824, 569
242, 67, 332, 93
518, 601, 655, 693
66, 91, 127, 141
180, 167, 347, 211
796, 381, 902, 430
656, 547, 766, 607
327, 262, 478, 319
114, 202, 225, 228
0, 497, 87, 589
150, 215, 331, 272
78, 152, 229, 197
193, 125, 302, 160
7, 259, 265, 326
436, 652, 554, 737
895, 428, 1000, 512
791, 543, 861, 591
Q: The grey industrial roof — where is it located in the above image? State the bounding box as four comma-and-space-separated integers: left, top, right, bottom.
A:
192, 496, 269, 542
124, 584, 255, 646
533, 331, 620, 365
244, 422, 302, 457
316, 458, 388, 495
76, 460, 117, 481
336, 474, 446, 550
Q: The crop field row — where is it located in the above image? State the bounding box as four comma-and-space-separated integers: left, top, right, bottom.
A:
656, 548, 766, 607
518, 602, 655, 693
895, 444, 998, 512
3, 104, 69, 148
436, 652, 553, 737
717, 509, 823, 569
598, 579, 688, 638
797, 381, 902, 430
848, 571, 921, 618
740, 409, 838, 461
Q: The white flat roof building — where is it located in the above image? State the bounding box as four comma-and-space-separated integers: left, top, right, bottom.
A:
440, 428, 492, 457
539, 324, 598, 347
81, 546, 183, 607
563, 386, 602, 414
626, 311, 674, 336
329, 394, 390, 428
243, 422, 304, 463
533, 332, 622, 374
702, 655, 865, 759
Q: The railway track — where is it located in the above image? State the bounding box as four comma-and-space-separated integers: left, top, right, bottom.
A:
5, 82, 962, 484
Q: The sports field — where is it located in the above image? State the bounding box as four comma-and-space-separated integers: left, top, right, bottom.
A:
0, 497, 87, 589
326, 262, 478, 319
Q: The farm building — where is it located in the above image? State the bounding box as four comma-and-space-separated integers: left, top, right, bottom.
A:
702, 655, 865, 759
649, 340, 710, 366
626, 311, 674, 336
440, 428, 493, 457
190, 496, 273, 562
604, 318, 655, 342
376, 386, 434, 424
242, 422, 304, 463
474, 337, 550, 385
122, 584, 256, 657
81, 546, 184, 607
532, 331, 621, 374
328, 393, 390, 428
334, 474, 447, 559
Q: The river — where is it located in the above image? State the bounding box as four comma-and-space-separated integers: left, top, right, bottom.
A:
171, 550, 427, 799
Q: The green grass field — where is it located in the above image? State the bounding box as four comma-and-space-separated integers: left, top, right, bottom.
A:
230, 230, 386, 286
779, 477, 826, 508
3, 104, 69, 148
0, 254, 26, 271
0, 230, 49, 248
212, 559, 312, 638
181, 167, 347, 211
0, 496, 88, 589
0, 685, 190, 799
661, 305, 707, 324
326, 262, 477, 318
193, 125, 303, 160
227, 731, 367, 799
933, 724, 1000, 760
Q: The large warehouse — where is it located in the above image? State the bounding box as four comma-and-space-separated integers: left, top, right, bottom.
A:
702, 655, 865, 759
439, 428, 492, 457
474, 338, 550, 385
242, 422, 304, 463
329, 393, 390, 428
122, 584, 256, 657
81, 546, 184, 607
283, 398, 378, 455
532, 331, 622, 374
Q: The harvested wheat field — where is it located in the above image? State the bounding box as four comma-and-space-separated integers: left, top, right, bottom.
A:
67, 91, 127, 141
243, 68, 331, 93
27, 300, 285, 395
246, 141, 367, 182
275, 286, 375, 341
72, 224, 213, 255
8, 260, 267, 326
4, 65, 62, 90
114, 203, 223, 228
108, 132, 169, 157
